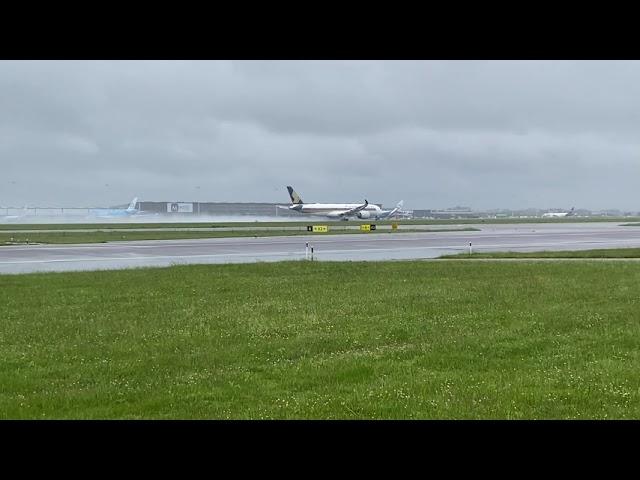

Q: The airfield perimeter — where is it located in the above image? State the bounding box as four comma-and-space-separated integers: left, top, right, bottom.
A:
3, 223, 640, 419
1, 221, 640, 274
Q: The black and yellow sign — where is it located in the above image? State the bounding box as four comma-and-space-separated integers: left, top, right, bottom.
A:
391, 223, 398, 230
312, 225, 328, 233
360, 224, 377, 232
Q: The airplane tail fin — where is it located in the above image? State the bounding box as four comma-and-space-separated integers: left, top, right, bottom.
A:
380, 200, 404, 219
287, 186, 303, 204
127, 197, 138, 212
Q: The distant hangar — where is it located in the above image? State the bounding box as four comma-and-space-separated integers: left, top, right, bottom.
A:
138, 201, 301, 217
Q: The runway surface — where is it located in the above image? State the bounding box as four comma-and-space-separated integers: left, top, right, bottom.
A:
1, 222, 640, 274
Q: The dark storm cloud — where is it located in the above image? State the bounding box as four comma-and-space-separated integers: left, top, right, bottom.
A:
1, 60, 640, 210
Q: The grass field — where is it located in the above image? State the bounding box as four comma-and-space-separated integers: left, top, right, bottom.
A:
0, 228, 478, 245
2, 260, 640, 419
440, 248, 640, 259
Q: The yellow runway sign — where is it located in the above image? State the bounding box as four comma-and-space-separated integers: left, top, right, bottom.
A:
312, 225, 328, 233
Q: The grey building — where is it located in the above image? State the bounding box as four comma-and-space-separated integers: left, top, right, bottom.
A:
139, 201, 300, 217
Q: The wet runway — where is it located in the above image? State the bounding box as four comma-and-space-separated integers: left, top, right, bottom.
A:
1, 222, 640, 274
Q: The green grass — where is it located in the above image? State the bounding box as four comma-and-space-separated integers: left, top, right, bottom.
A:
2, 260, 640, 419
440, 248, 640, 259
0, 228, 478, 245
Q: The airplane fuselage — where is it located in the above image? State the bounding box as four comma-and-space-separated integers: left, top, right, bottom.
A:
542, 212, 569, 218
290, 203, 386, 219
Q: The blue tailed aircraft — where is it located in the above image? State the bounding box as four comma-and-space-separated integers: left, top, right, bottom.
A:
88, 197, 142, 218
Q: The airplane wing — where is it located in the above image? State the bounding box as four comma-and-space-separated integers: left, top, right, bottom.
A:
338, 200, 368, 217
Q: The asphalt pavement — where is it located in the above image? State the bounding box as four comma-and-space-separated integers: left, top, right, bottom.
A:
1, 222, 639, 274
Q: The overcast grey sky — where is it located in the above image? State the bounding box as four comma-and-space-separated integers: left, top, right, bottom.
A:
2, 60, 639, 210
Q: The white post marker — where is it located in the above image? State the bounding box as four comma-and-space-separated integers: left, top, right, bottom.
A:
469, 242, 472, 255
305, 242, 309, 260
311, 246, 314, 261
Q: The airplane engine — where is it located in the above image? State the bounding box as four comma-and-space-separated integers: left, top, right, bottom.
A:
357, 211, 371, 219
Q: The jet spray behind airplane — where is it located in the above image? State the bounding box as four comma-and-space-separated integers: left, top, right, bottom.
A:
280, 186, 403, 220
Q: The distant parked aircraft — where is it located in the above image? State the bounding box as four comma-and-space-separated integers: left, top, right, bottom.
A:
542, 207, 575, 218
382, 200, 405, 220
280, 186, 403, 220
88, 197, 143, 218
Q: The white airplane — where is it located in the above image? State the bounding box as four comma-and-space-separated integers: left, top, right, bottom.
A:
281, 186, 404, 220
542, 207, 575, 218
383, 201, 406, 219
